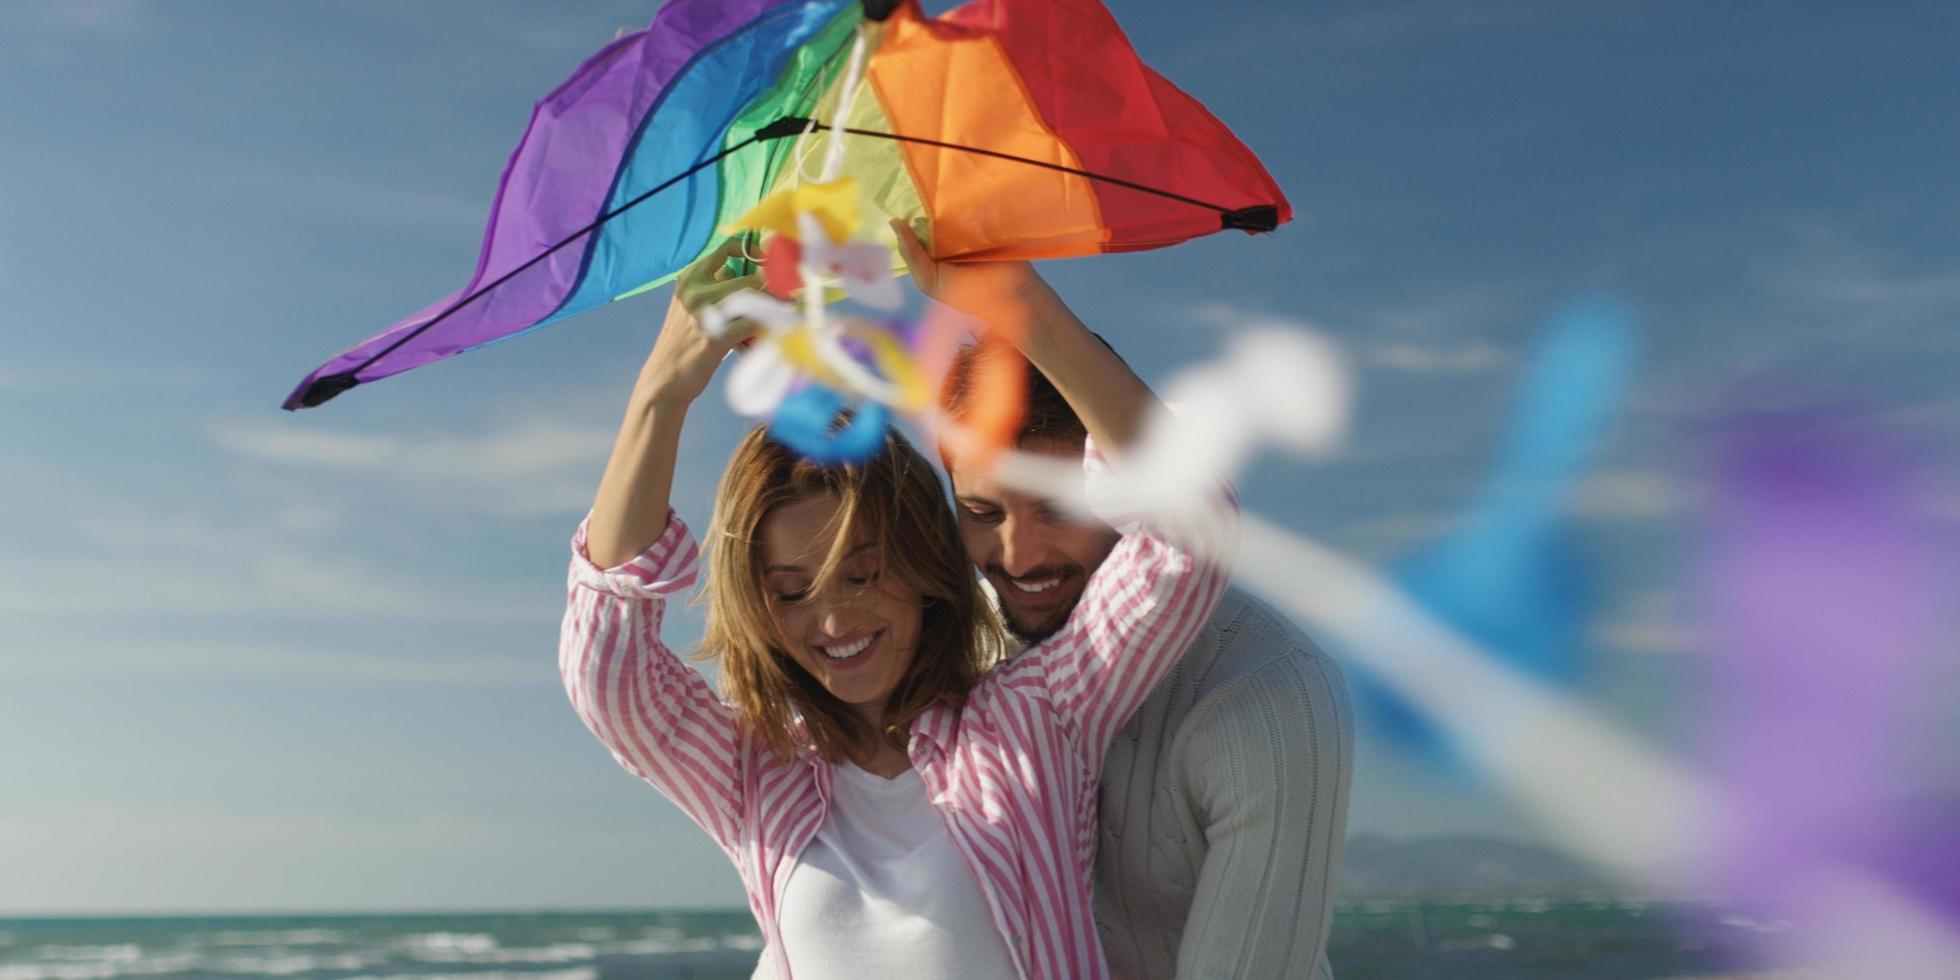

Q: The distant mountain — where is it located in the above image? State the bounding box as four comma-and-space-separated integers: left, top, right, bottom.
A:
1338, 834, 1623, 898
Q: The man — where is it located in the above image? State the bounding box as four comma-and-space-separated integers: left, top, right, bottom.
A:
753, 228, 1350, 978
893, 222, 1352, 978
940, 333, 1354, 980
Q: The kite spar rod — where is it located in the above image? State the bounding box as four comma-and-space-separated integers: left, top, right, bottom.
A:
291, 116, 1277, 408
290, 132, 773, 408
773, 115, 1282, 233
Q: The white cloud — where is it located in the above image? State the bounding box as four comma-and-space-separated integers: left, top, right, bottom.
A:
1914, 487, 1960, 525
0, 0, 143, 64
1165, 0, 1628, 80
207, 416, 614, 517
352, 2, 651, 58
1183, 301, 1294, 329
1188, 300, 1516, 375
0, 806, 745, 913
0, 635, 542, 684
0, 359, 209, 394
1312, 0, 1626, 45
1185, 300, 1245, 327
0, 551, 551, 623
1, 458, 553, 624
1184, 301, 1351, 337
1771, 220, 1960, 316
1363, 339, 1513, 375
475, 6, 648, 54
1570, 469, 1691, 521
1339, 511, 1451, 561
1756, 215, 1960, 339
212, 423, 398, 467
0, 0, 142, 36
218, 166, 486, 236
0, 412, 613, 626
1359, 284, 1527, 337
211, 417, 610, 479
1590, 590, 1703, 656
1805, 267, 1960, 310
1185, 301, 1514, 376
0, 236, 14, 310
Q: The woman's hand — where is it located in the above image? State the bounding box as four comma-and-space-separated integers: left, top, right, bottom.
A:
638, 238, 763, 407
675, 235, 764, 316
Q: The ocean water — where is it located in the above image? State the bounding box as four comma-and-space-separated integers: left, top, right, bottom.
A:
0, 911, 764, 980
0, 902, 1787, 979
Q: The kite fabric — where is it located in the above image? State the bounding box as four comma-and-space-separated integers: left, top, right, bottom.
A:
284, 0, 1290, 409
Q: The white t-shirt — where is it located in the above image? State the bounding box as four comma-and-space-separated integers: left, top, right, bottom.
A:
774, 762, 1020, 979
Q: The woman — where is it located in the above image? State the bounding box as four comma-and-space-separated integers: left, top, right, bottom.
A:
562, 230, 1233, 979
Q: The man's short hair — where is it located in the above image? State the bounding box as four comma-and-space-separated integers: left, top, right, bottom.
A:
941, 334, 1126, 450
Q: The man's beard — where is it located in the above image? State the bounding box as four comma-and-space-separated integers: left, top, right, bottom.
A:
1002, 609, 1068, 646
988, 563, 1077, 646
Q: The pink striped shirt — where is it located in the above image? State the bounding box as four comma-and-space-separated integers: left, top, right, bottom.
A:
560, 480, 1232, 980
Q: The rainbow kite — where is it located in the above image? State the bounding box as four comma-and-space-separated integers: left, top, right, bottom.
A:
284, 0, 1289, 409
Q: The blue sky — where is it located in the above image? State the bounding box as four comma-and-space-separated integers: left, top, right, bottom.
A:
2, 0, 1956, 913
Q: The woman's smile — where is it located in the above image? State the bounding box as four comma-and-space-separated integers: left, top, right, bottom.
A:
815, 627, 884, 669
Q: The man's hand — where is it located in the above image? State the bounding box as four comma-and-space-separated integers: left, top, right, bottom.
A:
892, 219, 1152, 454
889, 219, 1039, 330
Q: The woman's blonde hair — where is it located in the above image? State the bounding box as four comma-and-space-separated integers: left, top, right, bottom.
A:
700, 425, 1002, 764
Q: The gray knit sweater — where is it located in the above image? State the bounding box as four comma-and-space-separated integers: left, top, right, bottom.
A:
1093, 585, 1352, 980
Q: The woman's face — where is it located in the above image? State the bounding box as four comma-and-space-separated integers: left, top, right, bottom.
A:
758, 493, 924, 720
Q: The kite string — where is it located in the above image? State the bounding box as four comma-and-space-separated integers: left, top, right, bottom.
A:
820, 25, 871, 184
800, 24, 874, 334
788, 125, 822, 187
786, 21, 869, 190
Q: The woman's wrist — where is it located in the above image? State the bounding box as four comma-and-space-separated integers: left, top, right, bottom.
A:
632, 336, 712, 409
628, 379, 695, 420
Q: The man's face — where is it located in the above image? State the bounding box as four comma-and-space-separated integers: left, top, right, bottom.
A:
948, 437, 1121, 644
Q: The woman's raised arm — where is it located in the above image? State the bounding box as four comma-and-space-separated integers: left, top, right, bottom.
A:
561, 241, 768, 856
586, 239, 759, 567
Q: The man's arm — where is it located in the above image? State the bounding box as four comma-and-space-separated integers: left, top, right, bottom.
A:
889, 218, 1153, 456
1175, 644, 1353, 979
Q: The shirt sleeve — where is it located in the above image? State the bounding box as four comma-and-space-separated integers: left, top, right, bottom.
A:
1174, 651, 1353, 980
560, 509, 744, 855
1032, 439, 1238, 774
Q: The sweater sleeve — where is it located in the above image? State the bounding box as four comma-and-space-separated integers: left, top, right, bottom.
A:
1032, 440, 1238, 775
1174, 650, 1353, 980
560, 509, 745, 856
